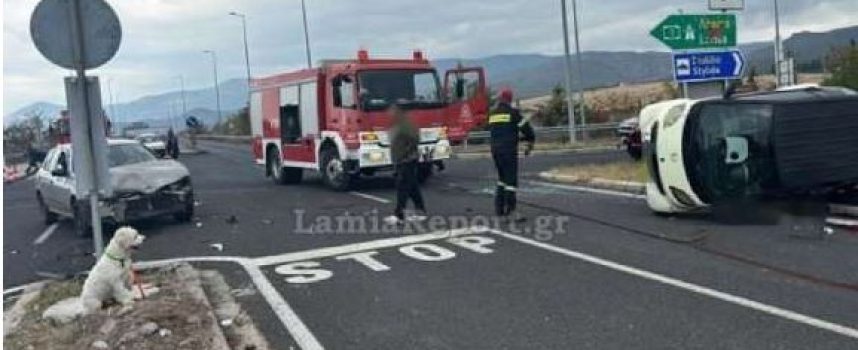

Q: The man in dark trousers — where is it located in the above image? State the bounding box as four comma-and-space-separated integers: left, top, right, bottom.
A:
488, 88, 535, 221
385, 103, 427, 225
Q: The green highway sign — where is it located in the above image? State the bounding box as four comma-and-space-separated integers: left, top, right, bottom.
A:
650, 14, 737, 50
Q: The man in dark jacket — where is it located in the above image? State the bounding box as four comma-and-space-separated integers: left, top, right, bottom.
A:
385, 103, 427, 224
488, 88, 535, 221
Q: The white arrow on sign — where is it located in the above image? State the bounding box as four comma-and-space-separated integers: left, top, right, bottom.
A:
732, 51, 744, 76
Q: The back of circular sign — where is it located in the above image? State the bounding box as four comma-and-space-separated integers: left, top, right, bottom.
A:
30, 0, 122, 70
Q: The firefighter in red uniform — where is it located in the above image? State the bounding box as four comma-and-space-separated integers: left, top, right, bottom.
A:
488, 88, 535, 221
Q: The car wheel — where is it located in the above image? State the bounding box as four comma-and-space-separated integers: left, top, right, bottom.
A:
321, 147, 351, 191
37, 192, 58, 225
72, 200, 91, 237
174, 191, 195, 222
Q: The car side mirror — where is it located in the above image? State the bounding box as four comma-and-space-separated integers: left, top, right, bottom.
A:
51, 168, 68, 177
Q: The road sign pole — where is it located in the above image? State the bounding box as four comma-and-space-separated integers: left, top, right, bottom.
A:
560, 0, 577, 143
69, 0, 104, 257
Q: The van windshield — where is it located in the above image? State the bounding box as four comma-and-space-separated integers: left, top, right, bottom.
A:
683, 103, 777, 202
357, 69, 443, 110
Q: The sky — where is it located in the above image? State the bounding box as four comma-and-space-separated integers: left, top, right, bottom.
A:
3, 0, 858, 116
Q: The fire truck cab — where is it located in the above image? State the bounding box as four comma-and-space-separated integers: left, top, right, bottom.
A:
250, 50, 488, 190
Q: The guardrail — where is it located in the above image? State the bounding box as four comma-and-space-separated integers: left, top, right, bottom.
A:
461, 123, 619, 150
193, 122, 621, 149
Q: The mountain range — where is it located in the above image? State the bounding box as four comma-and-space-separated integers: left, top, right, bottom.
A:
6, 25, 856, 128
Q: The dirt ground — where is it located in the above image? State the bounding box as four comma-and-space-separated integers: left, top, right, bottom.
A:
4, 265, 226, 350
551, 159, 647, 183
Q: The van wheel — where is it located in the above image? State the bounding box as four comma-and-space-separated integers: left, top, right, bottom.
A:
37, 192, 58, 225
268, 151, 303, 185
321, 148, 351, 191
72, 201, 91, 238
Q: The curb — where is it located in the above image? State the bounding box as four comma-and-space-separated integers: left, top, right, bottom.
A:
538, 171, 646, 195
453, 146, 617, 160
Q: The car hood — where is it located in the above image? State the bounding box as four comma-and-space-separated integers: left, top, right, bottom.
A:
109, 159, 189, 194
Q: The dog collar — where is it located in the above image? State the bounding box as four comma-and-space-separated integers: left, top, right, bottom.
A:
104, 251, 128, 267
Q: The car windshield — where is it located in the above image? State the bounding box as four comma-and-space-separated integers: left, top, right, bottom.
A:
108, 143, 157, 167
683, 103, 777, 202
357, 69, 442, 110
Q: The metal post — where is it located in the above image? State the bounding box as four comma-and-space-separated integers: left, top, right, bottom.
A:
572, 0, 586, 140
229, 12, 252, 84
560, 0, 577, 143
773, 0, 783, 87
177, 75, 187, 117
300, 0, 313, 68
203, 50, 223, 129
106, 78, 116, 134
69, 0, 104, 257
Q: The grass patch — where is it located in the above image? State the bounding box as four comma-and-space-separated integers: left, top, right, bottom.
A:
551, 160, 648, 183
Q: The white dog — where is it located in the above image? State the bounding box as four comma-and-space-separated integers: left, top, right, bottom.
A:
81, 226, 145, 313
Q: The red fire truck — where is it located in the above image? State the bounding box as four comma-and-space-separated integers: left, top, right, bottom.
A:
250, 50, 488, 190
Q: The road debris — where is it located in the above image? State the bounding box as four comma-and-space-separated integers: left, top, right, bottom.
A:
210, 243, 224, 252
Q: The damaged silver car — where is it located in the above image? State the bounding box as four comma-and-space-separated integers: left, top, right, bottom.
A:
34, 139, 194, 236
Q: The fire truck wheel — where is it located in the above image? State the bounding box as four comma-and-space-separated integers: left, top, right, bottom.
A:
417, 163, 433, 184
321, 148, 351, 191
268, 151, 302, 185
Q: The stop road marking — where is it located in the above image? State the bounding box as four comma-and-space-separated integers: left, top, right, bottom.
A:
273, 235, 496, 284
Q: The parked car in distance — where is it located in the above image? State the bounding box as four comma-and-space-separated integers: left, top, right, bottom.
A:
617, 117, 641, 160
34, 139, 194, 236
136, 133, 167, 158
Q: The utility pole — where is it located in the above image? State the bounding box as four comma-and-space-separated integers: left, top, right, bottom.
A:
301, 0, 313, 68
175, 75, 187, 117
203, 50, 223, 129
229, 11, 252, 84
106, 78, 117, 135
572, 0, 586, 139
560, 0, 577, 143
773, 0, 783, 87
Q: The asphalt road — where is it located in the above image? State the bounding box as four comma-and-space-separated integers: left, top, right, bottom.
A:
4, 140, 857, 349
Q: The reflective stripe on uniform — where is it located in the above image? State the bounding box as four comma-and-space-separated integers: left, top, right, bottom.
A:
505, 186, 517, 192
497, 181, 506, 187
489, 113, 511, 124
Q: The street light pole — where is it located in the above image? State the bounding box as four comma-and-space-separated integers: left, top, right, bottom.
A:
572, 0, 586, 139
560, 0, 577, 143
300, 0, 313, 68
229, 11, 252, 84
773, 0, 783, 87
105, 78, 117, 134
175, 75, 187, 118
203, 50, 223, 129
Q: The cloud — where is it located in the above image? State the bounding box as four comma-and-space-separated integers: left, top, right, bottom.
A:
4, 0, 857, 115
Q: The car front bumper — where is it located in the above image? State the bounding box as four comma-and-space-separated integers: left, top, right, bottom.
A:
99, 188, 192, 223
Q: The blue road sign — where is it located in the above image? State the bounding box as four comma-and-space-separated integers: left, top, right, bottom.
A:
673, 50, 745, 83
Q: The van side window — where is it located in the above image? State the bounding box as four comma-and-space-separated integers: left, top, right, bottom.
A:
55, 152, 69, 174
333, 75, 355, 109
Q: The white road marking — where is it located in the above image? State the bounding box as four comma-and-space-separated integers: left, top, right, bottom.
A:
488, 229, 858, 340
349, 191, 391, 204
252, 226, 484, 266
134, 256, 323, 350
529, 180, 646, 200
33, 223, 59, 245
